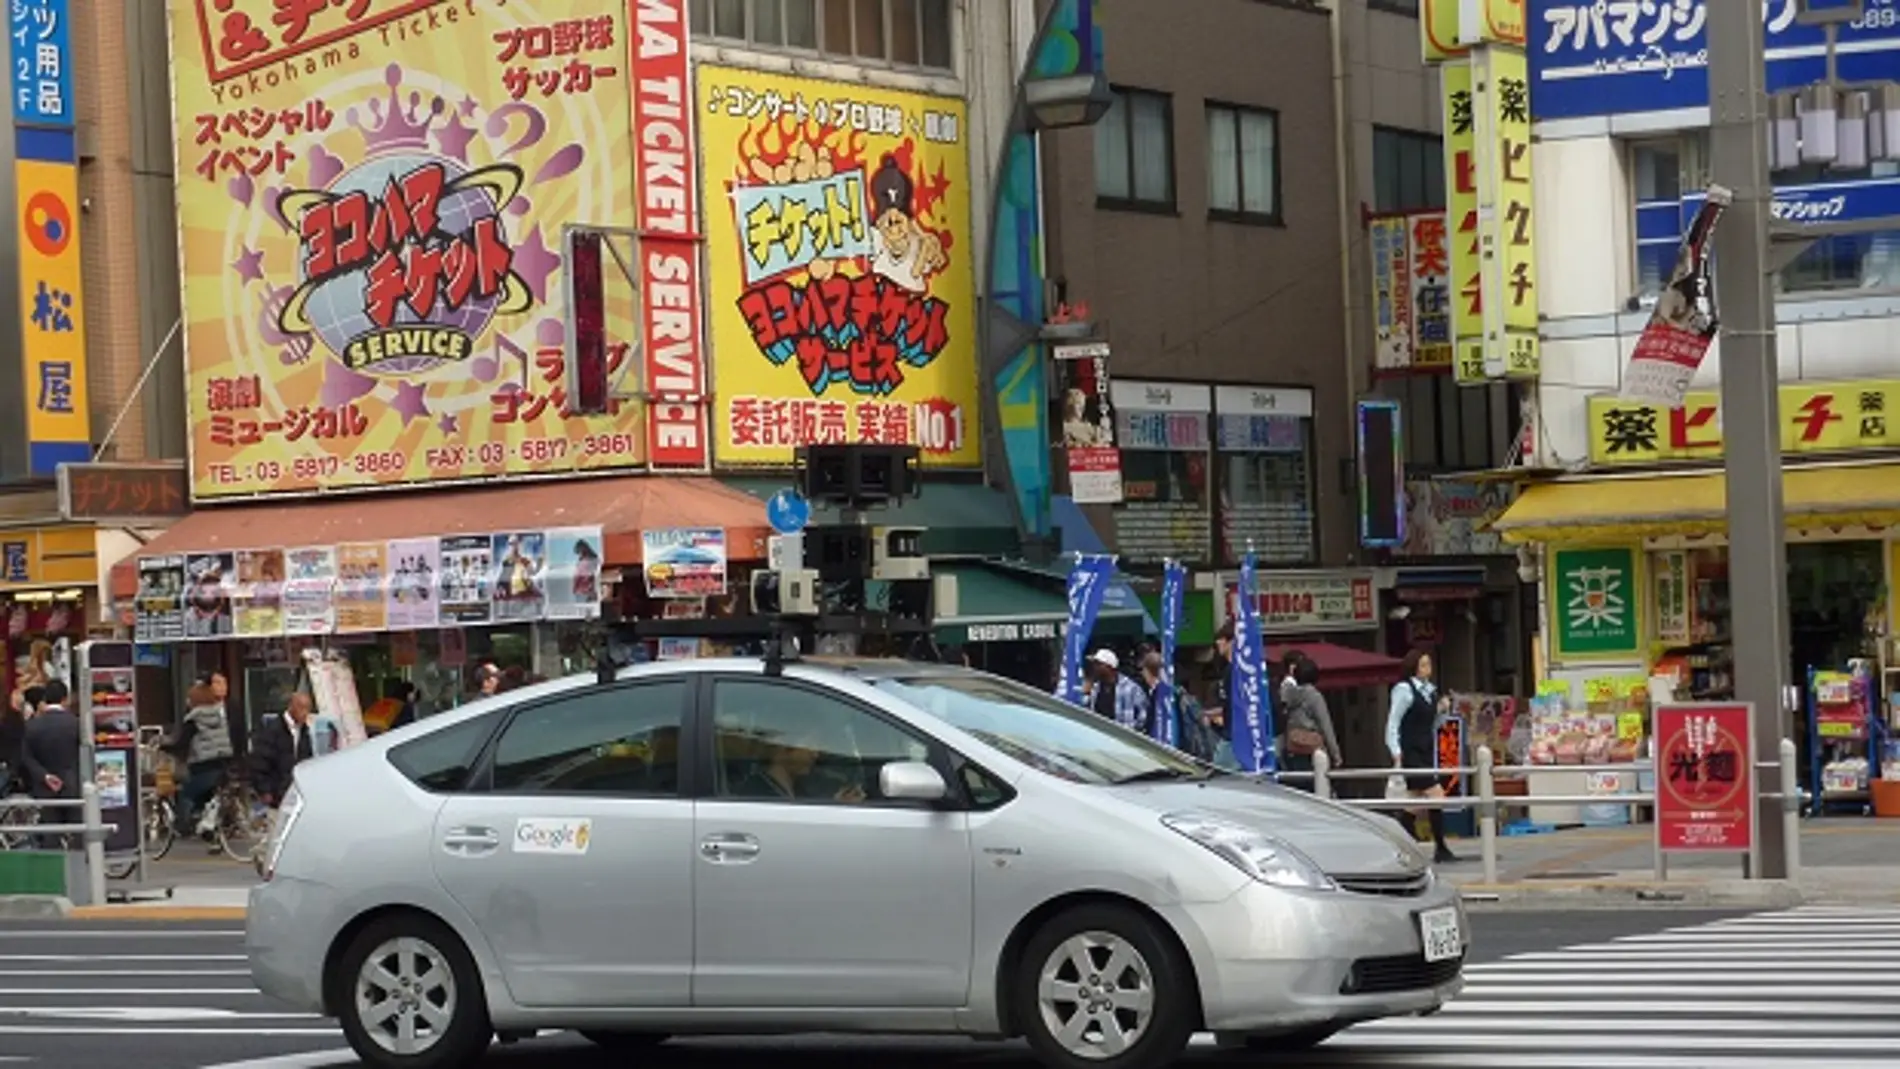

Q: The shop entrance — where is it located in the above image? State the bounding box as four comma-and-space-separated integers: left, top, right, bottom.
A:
1788, 541, 1884, 674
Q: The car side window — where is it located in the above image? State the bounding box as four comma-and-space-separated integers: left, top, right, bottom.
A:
958, 761, 1013, 809
388, 710, 506, 793
711, 679, 933, 806
489, 682, 687, 796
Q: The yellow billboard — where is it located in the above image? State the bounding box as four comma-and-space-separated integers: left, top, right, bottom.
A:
168, 0, 643, 500
17, 159, 91, 475
698, 66, 980, 467
1588, 379, 1900, 465
1474, 45, 1538, 380
1441, 61, 1486, 384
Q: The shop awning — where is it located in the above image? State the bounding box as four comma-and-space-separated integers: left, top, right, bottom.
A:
109, 476, 773, 599
1493, 461, 1900, 544
1269, 641, 1405, 690
933, 561, 1145, 646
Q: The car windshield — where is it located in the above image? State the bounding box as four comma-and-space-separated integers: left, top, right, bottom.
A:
871, 672, 1210, 786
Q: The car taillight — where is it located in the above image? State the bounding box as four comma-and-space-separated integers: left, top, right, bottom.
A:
261, 784, 304, 882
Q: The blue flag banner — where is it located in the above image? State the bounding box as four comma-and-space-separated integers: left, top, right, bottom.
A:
1229, 554, 1272, 772
1057, 554, 1115, 706
1156, 559, 1186, 747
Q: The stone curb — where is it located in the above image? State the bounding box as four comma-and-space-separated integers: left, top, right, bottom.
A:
1456, 879, 1806, 911
0, 894, 73, 918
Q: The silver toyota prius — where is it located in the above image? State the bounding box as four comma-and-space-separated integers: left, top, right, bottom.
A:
247, 657, 1466, 1069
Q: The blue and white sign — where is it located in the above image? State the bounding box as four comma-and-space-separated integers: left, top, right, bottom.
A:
1056, 554, 1115, 707
1228, 553, 1272, 774
765, 489, 810, 535
8, 0, 70, 129
1532, 0, 1900, 121
1637, 175, 1900, 277
1155, 560, 1186, 749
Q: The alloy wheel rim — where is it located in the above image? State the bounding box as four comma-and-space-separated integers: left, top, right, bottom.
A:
1037, 930, 1157, 1060
354, 936, 457, 1055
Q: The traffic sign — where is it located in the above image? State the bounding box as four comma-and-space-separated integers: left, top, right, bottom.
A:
766, 489, 810, 535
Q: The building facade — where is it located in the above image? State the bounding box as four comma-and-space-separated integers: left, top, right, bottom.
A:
1496, 3, 1900, 735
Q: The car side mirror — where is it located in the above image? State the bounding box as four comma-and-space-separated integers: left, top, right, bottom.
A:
879, 761, 947, 802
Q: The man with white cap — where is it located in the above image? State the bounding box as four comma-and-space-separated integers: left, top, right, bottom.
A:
1087, 649, 1151, 734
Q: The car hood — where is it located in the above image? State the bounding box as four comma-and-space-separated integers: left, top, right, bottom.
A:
1114, 776, 1425, 877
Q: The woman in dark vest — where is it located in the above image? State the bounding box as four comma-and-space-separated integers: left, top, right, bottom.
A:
1385, 648, 1456, 863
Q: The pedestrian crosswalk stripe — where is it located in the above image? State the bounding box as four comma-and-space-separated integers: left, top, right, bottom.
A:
1293, 907, 1900, 1066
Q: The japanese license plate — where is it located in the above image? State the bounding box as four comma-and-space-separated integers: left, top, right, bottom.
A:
1418, 906, 1461, 963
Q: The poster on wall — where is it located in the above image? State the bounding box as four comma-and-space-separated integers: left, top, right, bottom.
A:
282, 546, 337, 636
643, 527, 728, 598
1369, 216, 1411, 370
544, 526, 604, 620
1053, 342, 1124, 504
133, 555, 185, 642
698, 66, 980, 467
182, 552, 235, 639
166, 0, 646, 501
1407, 212, 1452, 369
232, 548, 286, 637
1620, 189, 1729, 409
334, 542, 388, 634
384, 537, 440, 630
1654, 550, 1690, 645
1111, 381, 1213, 564
491, 531, 547, 622
439, 535, 494, 624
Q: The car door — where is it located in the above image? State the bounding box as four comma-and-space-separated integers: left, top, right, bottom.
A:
691, 675, 975, 1008
432, 678, 694, 1009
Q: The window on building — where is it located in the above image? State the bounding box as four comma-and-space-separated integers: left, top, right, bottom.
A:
1372, 126, 1446, 213
689, 0, 950, 70
1214, 395, 1316, 566
488, 682, 688, 796
1378, 375, 1516, 474
1109, 383, 1211, 564
1631, 130, 1900, 298
1095, 88, 1175, 210
1206, 103, 1281, 222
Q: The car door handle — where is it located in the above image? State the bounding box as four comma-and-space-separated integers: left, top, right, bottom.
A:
699, 833, 761, 862
441, 827, 501, 854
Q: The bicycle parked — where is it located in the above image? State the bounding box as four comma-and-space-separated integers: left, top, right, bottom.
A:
195, 763, 272, 868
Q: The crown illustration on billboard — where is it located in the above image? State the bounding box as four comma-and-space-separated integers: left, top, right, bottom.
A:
349, 64, 448, 155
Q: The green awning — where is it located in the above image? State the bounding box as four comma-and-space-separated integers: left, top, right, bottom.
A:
720, 477, 1019, 556
933, 562, 1144, 646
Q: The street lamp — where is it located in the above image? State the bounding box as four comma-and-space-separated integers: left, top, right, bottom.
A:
1023, 71, 1113, 130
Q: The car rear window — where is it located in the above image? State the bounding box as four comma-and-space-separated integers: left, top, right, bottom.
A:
388, 711, 505, 793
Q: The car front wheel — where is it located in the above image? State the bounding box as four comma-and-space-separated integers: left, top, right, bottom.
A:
333, 913, 491, 1069
1015, 903, 1197, 1069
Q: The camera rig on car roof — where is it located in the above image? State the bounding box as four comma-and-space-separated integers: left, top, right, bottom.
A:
626, 445, 955, 677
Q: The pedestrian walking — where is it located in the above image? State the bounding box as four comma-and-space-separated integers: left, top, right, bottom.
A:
251, 693, 333, 808
19, 680, 78, 847
1386, 649, 1457, 863
1085, 649, 1150, 733
1280, 657, 1342, 790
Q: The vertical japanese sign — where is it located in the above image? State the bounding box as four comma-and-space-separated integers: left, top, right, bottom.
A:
1229, 553, 1271, 773
9, 0, 70, 127
699, 66, 980, 467
12, 0, 84, 477
1655, 702, 1755, 853
1622, 187, 1729, 408
1056, 554, 1114, 707
1369, 216, 1411, 370
1408, 212, 1453, 369
1157, 559, 1186, 748
1441, 60, 1485, 385
1472, 44, 1538, 380
1054, 342, 1123, 504
630, 0, 708, 468
1654, 549, 1690, 646
167, 0, 645, 500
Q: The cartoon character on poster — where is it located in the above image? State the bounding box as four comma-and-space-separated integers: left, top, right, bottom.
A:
700, 68, 979, 465
492, 531, 546, 621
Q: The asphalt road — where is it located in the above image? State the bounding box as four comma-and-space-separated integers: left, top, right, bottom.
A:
2, 907, 1894, 1069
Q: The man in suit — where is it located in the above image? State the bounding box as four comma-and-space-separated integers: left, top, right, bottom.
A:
20, 680, 78, 847
252, 693, 330, 808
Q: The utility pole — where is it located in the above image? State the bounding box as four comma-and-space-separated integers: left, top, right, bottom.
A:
1707, 2, 1790, 879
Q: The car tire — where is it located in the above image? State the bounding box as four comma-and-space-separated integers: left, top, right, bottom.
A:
1014, 903, 1197, 1069
333, 912, 491, 1069
580, 1030, 670, 1053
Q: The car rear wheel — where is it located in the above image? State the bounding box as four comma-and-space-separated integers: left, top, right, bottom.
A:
1015, 903, 1196, 1069
334, 913, 491, 1069
580, 1030, 670, 1053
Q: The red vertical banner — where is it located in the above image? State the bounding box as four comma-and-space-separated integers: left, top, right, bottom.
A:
631, 0, 710, 468
1654, 702, 1755, 852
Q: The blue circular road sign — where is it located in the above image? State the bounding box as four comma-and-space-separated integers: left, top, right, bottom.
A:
766, 489, 811, 535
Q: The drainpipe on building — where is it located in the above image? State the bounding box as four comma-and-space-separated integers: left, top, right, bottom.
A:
1326, 0, 1362, 575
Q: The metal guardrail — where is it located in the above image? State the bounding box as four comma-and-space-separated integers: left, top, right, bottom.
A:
0, 784, 116, 905
1295, 739, 1803, 885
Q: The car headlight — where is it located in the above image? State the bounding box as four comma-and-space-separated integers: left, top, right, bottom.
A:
1161, 812, 1336, 891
